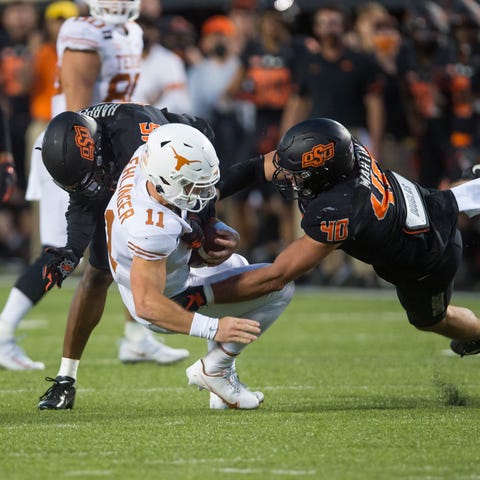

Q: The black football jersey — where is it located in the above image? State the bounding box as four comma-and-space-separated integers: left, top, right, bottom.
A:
79, 102, 170, 188
300, 142, 459, 283
65, 103, 210, 259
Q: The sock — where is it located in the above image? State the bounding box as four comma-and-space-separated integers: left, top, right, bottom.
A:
203, 345, 237, 374
0, 287, 34, 341
124, 320, 149, 342
57, 357, 79, 381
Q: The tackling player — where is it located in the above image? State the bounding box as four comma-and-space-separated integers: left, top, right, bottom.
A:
33, 102, 220, 409
174, 117, 480, 358
0, 0, 164, 370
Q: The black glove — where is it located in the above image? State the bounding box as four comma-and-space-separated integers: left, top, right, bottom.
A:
42, 247, 80, 291
181, 213, 204, 250
171, 286, 208, 312
0, 162, 16, 204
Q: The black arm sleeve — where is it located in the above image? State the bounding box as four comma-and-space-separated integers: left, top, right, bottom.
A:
217, 155, 266, 199
65, 197, 101, 259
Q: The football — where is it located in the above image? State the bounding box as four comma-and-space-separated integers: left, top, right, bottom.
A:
189, 218, 225, 267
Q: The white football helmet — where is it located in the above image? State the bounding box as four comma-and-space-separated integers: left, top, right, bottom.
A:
141, 123, 220, 212
86, 0, 140, 25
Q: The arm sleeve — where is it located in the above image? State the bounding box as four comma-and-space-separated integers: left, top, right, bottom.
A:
65, 197, 100, 258
217, 155, 266, 199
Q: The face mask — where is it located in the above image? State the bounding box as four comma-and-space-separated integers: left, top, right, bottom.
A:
213, 41, 227, 58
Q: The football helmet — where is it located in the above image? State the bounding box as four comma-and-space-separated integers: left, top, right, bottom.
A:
273, 117, 355, 199
141, 123, 220, 212
86, 0, 140, 25
42, 111, 112, 198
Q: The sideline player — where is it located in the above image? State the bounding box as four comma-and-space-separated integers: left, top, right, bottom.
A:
174, 117, 480, 357
103, 123, 294, 409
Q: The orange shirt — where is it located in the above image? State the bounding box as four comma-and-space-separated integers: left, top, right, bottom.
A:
30, 42, 57, 121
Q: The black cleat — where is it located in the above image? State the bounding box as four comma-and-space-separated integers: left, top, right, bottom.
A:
38, 376, 76, 410
450, 339, 480, 357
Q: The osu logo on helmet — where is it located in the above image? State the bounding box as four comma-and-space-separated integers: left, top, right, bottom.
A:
302, 142, 335, 168
74, 125, 95, 161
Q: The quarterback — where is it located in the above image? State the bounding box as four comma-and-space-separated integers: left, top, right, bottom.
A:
105, 123, 294, 409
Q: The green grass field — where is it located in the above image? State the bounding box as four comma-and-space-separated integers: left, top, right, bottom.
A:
1, 277, 480, 480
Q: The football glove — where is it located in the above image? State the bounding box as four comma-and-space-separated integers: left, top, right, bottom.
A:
42, 247, 79, 291
171, 286, 208, 312
0, 162, 16, 204
181, 213, 205, 250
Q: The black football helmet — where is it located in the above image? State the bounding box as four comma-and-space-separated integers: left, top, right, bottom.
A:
273, 117, 355, 200
42, 111, 111, 198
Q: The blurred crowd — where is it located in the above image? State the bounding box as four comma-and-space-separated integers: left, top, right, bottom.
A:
2, 0, 480, 289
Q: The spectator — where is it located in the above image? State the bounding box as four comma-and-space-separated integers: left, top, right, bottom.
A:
0, 0, 40, 191
132, 15, 192, 113
403, 3, 457, 188
26, 1, 79, 158
350, 3, 413, 177
226, 6, 296, 261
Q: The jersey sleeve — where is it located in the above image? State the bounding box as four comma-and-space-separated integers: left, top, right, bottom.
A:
57, 17, 105, 55
301, 188, 354, 244
125, 214, 183, 261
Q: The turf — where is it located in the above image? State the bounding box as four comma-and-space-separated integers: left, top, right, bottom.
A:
1, 277, 480, 480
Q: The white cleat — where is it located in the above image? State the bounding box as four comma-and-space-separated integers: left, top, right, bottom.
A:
118, 335, 189, 365
0, 339, 45, 371
209, 362, 264, 409
187, 358, 262, 409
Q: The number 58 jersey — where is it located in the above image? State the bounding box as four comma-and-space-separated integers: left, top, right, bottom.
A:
52, 16, 143, 116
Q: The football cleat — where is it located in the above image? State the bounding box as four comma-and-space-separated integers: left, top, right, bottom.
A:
209, 362, 264, 409
450, 338, 480, 357
118, 334, 189, 365
0, 339, 45, 371
38, 376, 76, 410
186, 359, 262, 410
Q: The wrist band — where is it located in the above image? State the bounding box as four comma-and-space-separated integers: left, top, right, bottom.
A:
189, 312, 219, 340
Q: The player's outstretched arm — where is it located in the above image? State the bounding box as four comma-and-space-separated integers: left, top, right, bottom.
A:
130, 255, 259, 343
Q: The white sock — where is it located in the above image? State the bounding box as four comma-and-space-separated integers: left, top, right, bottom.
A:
451, 178, 480, 218
57, 357, 79, 381
0, 288, 34, 341
203, 345, 237, 374
124, 320, 150, 342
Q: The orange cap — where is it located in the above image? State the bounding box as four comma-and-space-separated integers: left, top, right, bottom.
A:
201, 15, 236, 37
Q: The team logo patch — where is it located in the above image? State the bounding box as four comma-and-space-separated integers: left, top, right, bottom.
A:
302, 142, 335, 168
171, 146, 201, 171
73, 125, 95, 161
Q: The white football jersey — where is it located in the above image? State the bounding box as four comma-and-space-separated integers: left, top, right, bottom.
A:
132, 44, 192, 113
52, 16, 143, 116
105, 146, 193, 315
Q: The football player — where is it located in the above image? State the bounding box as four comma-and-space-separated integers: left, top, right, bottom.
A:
174, 117, 480, 358
0, 0, 159, 370
103, 123, 294, 409
33, 102, 223, 408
